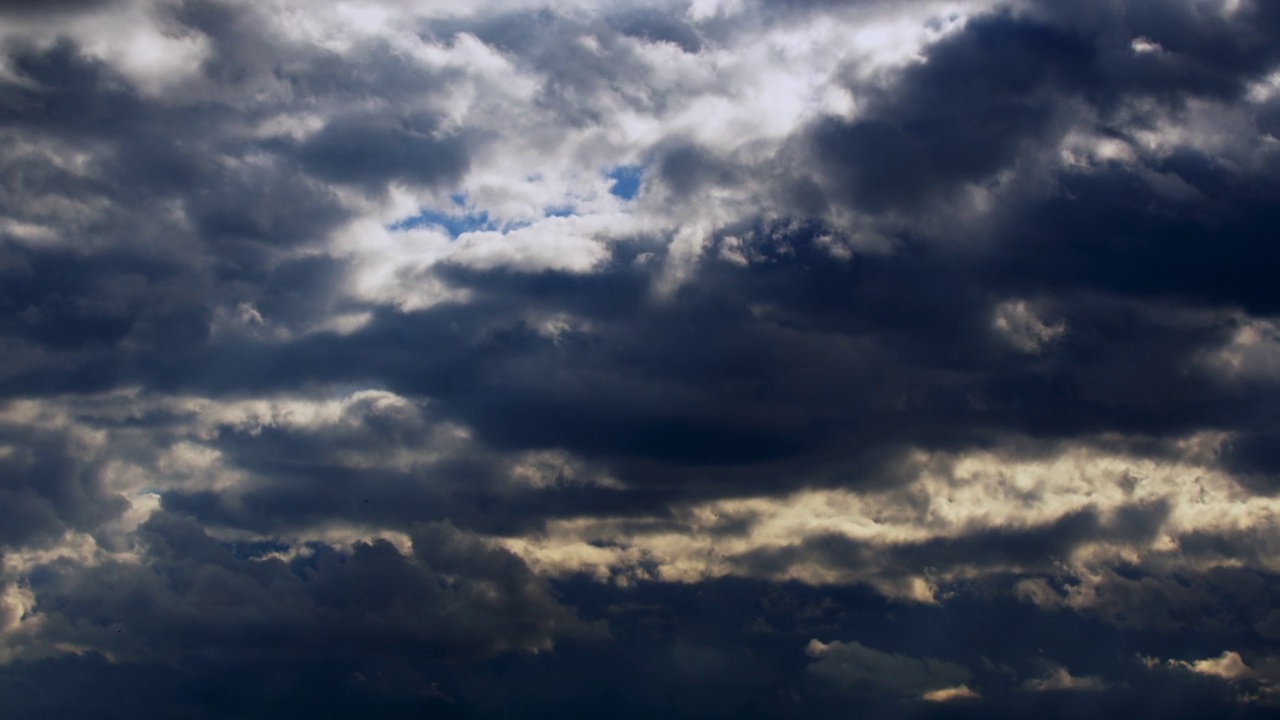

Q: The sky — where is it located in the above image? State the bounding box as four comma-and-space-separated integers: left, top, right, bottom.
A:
1, 0, 1280, 717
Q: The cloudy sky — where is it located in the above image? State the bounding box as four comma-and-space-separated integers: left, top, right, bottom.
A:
1, 0, 1279, 717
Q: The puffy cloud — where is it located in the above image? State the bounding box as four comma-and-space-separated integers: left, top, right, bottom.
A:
1180, 652, 1256, 682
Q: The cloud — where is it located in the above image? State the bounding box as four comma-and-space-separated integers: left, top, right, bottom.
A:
921, 684, 981, 702
808, 12, 1094, 212
1144, 650, 1280, 706
806, 638, 970, 698
1021, 665, 1106, 692
1, 0, 1280, 717
1180, 652, 1256, 682
0, 402, 130, 549
9, 513, 604, 664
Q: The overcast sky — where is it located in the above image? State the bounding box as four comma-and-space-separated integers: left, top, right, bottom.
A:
2, 0, 1280, 717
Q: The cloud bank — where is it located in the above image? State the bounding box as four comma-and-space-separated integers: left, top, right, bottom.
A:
2, 0, 1279, 717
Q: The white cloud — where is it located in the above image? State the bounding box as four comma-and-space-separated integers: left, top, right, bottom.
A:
922, 684, 982, 702
0, 0, 210, 96
1176, 651, 1255, 682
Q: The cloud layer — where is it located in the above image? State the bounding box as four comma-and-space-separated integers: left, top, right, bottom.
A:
2, 0, 1279, 717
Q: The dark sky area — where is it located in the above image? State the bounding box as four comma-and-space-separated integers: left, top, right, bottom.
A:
2, 0, 1280, 717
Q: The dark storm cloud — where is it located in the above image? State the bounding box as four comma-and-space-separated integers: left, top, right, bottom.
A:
71, 216, 1257, 552
806, 2, 1280, 213
0, 40, 331, 252
727, 501, 1170, 587
805, 639, 970, 698
987, 158, 1280, 315
0, 420, 127, 548
0, 0, 1271, 556
1032, 0, 1280, 100
0, 246, 215, 396
0, 0, 112, 17
1221, 432, 1280, 493
1, 1, 1280, 718
1054, 566, 1280, 634
811, 15, 1093, 211
26, 512, 602, 662
10, 576, 1279, 719
115, 381, 680, 538
199, 223, 1249, 479
2, 41, 212, 188
0, 27, 471, 394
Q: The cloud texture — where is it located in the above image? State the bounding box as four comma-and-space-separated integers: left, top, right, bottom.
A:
2, 0, 1280, 717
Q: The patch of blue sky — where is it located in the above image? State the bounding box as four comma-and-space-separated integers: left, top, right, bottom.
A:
606, 165, 644, 200
392, 192, 578, 236
389, 207, 495, 237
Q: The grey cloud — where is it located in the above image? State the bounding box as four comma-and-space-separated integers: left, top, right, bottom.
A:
806, 639, 970, 698
803, 2, 1280, 218
1216, 433, 1280, 493
0, 0, 112, 14
27, 513, 603, 662
6, 570, 1280, 718
810, 14, 1094, 211
291, 114, 470, 191
1031, 0, 1280, 102
0, 420, 128, 549
0, 0, 1279, 717
0, 26, 470, 392
987, 159, 1280, 316
118, 213, 1265, 512
1017, 564, 1280, 634
427, 6, 699, 126
608, 8, 705, 53
655, 141, 741, 199
728, 501, 1171, 588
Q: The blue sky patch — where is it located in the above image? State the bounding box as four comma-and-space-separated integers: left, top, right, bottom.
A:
606, 165, 644, 200
389, 207, 494, 237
